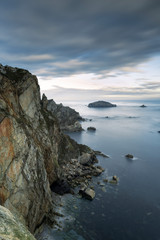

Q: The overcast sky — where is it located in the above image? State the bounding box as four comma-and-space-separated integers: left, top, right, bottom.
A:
1, 0, 160, 103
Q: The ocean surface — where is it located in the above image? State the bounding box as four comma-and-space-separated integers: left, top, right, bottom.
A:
37, 101, 160, 240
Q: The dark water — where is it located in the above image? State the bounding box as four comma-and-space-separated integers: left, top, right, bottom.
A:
37, 103, 160, 240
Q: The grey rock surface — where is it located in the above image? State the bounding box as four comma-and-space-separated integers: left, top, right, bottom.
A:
88, 101, 116, 108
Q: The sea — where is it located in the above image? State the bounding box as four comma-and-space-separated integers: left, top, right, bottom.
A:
37, 100, 160, 240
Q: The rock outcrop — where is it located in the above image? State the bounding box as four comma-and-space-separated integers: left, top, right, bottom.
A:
88, 101, 117, 108
0, 64, 91, 233
0, 205, 36, 240
42, 95, 83, 132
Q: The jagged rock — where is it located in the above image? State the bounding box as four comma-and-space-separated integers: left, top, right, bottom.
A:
44, 97, 83, 131
79, 187, 95, 200
0, 205, 36, 240
125, 154, 134, 159
87, 127, 96, 131
88, 101, 116, 108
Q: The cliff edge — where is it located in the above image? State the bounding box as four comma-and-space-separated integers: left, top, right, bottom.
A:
0, 64, 90, 234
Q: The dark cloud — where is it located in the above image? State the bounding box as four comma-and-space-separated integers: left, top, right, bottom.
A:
0, 0, 160, 77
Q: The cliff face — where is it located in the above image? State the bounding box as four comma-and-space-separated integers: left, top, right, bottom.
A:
0, 205, 36, 240
45, 96, 83, 132
0, 64, 88, 233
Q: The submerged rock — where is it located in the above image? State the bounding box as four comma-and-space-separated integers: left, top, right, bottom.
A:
88, 101, 116, 108
125, 154, 134, 159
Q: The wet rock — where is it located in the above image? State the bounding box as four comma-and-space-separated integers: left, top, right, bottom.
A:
125, 154, 134, 159
87, 127, 96, 131
158, 131, 160, 133
103, 179, 108, 183
94, 150, 109, 158
113, 175, 118, 181
109, 175, 118, 184
140, 104, 147, 107
79, 188, 95, 200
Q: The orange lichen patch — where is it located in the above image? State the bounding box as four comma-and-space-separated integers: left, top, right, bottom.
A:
0, 117, 13, 138
0, 118, 14, 161
0, 186, 9, 205
0, 117, 15, 189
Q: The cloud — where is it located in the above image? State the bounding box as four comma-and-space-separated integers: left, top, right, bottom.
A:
41, 84, 160, 102
0, 0, 160, 78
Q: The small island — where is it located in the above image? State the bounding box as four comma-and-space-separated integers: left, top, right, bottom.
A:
88, 101, 117, 108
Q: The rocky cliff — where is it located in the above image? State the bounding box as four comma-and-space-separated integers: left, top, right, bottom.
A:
43, 95, 83, 132
0, 205, 36, 240
0, 64, 91, 234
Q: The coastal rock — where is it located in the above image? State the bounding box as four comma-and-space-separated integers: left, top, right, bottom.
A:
125, 154, 134, 159
0, 205, 36, 240
78, 153, 98, 166
44, 96, 83, 131
0, 64, 93, 233
87, 127, 96, 131
79, 188, 95, 200
113, 175, 118, 181
140, 104, 147, 107
88, 101, 116, 108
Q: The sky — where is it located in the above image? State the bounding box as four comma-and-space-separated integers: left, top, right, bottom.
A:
0, 0, 160, 103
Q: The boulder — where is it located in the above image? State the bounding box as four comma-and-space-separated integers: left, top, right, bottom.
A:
125, 154, 134, 159
113, 175, 118, 181
87, 127, 96, 131
79, 188, 95, 200
79, 153, 98, 166
88, 101, 116, 108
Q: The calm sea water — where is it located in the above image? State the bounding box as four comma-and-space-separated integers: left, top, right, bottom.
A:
37, 101, 160, 240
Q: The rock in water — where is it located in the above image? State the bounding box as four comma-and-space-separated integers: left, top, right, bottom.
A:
140, 104, 147, 107
0, 205, 36, 240
125, 154, 134, 159
88, 101, 116, 108
87, 127, 96, 131
79, 188, 95, 200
